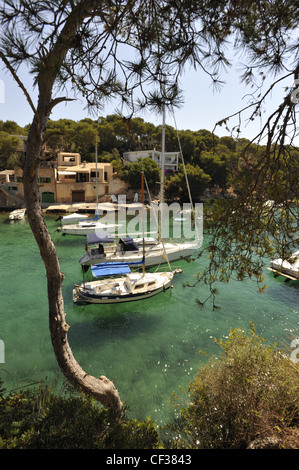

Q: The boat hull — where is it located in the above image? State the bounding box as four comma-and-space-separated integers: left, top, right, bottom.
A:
79, 241, 200, 267
73, 272, 173, 304
58, 222, 122, 235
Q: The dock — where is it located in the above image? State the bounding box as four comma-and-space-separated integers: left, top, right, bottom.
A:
44, 202, 117, 214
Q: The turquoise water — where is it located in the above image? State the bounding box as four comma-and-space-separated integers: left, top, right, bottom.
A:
0, 212, 298, 426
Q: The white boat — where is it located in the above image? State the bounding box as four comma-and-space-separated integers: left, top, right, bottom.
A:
268, 250, 299, 281
9, 208, 26, 220
57, 213, 123, 235
73, 260, 174, 304
79, 233, 200, 267
56, 213, 91, 223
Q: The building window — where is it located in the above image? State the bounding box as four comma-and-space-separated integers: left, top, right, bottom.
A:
39, 177, 51, 183
90, 171, 98, 182
76, 173, 88, 183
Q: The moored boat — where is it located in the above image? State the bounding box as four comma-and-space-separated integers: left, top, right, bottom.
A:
268, 250, 299, 281
73, 261, 174, 304
57, 213, 123, 235
9, 208, 26, 220
79, 234, 200, 267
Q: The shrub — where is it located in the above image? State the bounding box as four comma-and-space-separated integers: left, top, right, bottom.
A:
0, 381, 159, 449
169, 324, 299, 449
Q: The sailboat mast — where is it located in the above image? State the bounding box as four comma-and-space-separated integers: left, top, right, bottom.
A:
141, 171, 145, 276
160, 105, 166, 204
158, 106, 166, 242
95, 137, 98, 213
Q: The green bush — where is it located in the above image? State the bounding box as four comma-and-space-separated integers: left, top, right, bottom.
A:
0, 382, 159, 449
169, 324, 299, 449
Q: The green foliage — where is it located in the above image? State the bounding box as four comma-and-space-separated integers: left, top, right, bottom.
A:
0, 120, 26, 135
44, 119, 98, 160
195, 141, 299, 306
122, 157, 160, 190
169, 325, 299, 449
0, 131, 23, 170
0, 380, 159, 449
165, 163, 211, 202
199, 145, 230, 187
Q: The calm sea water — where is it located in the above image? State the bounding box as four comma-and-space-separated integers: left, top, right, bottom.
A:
0, 211, 298, 426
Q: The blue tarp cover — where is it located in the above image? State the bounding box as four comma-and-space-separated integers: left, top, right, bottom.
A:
119, 237, 139, 251
91, 262, 131, 277
91, 256, 145, 278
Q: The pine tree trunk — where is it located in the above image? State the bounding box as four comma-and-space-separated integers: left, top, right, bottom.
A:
22, 111, 122, 410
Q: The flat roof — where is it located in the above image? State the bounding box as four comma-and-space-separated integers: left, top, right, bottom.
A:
58, 162, 112, 173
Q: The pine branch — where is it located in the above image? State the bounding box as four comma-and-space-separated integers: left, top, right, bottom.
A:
0, 50, 39, 122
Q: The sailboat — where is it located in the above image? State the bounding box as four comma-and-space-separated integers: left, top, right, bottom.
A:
79, 234, 198, 267
79, 107, 201, 267
73, 172, 175, 304
73, 259, 174, 304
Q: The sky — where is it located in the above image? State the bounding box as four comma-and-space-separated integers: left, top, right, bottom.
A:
0, 51, 294, 143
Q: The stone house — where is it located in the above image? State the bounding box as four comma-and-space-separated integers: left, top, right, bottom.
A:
0, 152, 128, 205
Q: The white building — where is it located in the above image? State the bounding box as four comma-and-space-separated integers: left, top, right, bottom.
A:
123, 150, 179, 172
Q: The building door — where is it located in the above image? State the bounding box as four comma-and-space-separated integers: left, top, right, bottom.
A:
42, 191, 55, 203
72, 190, 85, 202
